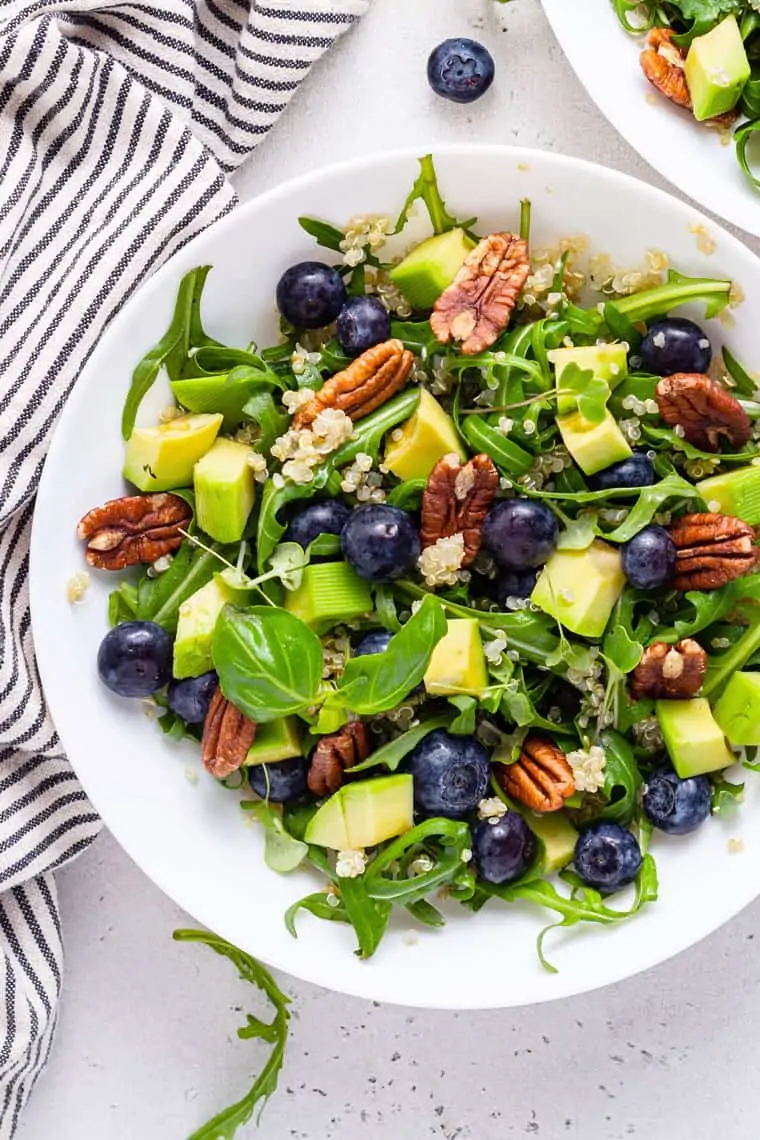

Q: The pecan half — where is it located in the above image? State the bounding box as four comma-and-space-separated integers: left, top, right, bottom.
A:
201, 687, 257, 779
668, 512, 759, 591
77, 492, 191, 571
655, 374, 751, 452
430, 232, 530, 356
292, 339, 413, 429
630, 638, 707, 700
308, 721, 371, 796
496, 735, 575, 813
640, 28, 692, 110
420, 452, 498, 565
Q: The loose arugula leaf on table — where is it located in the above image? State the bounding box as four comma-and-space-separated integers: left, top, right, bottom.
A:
351, 714, 452, 773
394, 153, 477, 236
338, 595, 447, 714
173, 929, 289, 1139
241, 801, 309, 873
122, 266, 220, 439
213, 606, 323, 721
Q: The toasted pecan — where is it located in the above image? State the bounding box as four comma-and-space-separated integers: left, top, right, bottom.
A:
430, 232, 530, 356
307, 721, 371, 796
655, 374, 751, 452
630, 638, 707, 700
668, 512, 759, 591
201, 687, 257, 779
640, 27, 692, 110
292, 339, 413, 429
77, 492, 191, 571
496, 735, 575, 813
420, 452, 498, 565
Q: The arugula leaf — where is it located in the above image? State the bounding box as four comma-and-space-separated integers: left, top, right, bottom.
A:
603, 624, 643, 674
241, 386, 289, 453
136, 541, 226, 632
213, 606, 323, 722
108, 580, 138, 626
710, 776, 745, 814
338, 596, 447, 714
386, 478, 426, 510
722, 346, 759, 398
373, 583, 402, 633
448, 695, 478, 735
404, 899, 446, 928
559, 363, 610, 423
605, 269, 732, 328
174, 929, 289, 1138
557, 510, 598, 551
298, 216, 345, 252
337, 876, 392, 959
390, 319, 446, 355
285, 892, 349, 935
394, 154, 477, 236
460, 415, 534, 476
702, 609, 760, 697
351, 714, 452, 774
256, 467, 333, 572
643, 422, 759, 463
598, 730, 643, 824
241, 801, 309, 873
122, 266, 219, 440
676, 0, 740, 20
365, 818, 473, 907
332, 388, 421, 467
604, 473, 702, 543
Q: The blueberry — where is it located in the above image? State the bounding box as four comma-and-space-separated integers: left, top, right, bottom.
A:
621, 524, 676, 589
406, 729, 490, 819
588, 451, 656, 492
247, 757, 308, 803
482, 499, 559, 570
336, 296, 391, 356
496, 568, 538, 605
168, 671, 218, 724
427, 38, 495, 103
354, 630, 393, 656
640, 318, 712, 376
97, 620, 173, 698
276, 261, 346, 329
574, 821, 643, 893
341, 504, 420, 582
472, 812, 537, 884
284, 498, 351, 549
643, 767, 711, 835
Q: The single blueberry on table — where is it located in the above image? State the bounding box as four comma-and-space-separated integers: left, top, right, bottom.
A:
640, 318, 712, 377
621, 524, 676, 589
482, 499, 559, 570
574, 821, 643, 893
336, 296, 391, 356
405, 729, 490, 819
247, 757, 309, 803
496, 568, 538, 605
276, 261, 346, 329
588, 451, 656, 492
643, 767, 711, 835
168, 670, 218, 724
97, 620, 173, 698
427, 38, 495, 104
341, 503, 420, 582
284, 498, 352, 549
472, 812, 537, 885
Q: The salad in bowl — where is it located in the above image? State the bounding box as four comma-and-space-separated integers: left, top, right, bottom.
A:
71, 154, 760, 971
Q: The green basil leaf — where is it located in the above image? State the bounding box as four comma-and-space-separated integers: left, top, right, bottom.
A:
351, 714, 452, 774
213, 606, 323, 722
338, 595, 447, 714
604, 473, 702, 543
241, 801, 309, 873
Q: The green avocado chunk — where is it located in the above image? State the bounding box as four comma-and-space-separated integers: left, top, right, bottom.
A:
557, 409, 632, 476
697, 467, 760, 526
713, 672, 760, 746
389, 228, 475, 310
304, 774, 414, 850
656, 697, 735, 777
531, 540, 626, 639
245, 717, 303, 765
173, 575, 234, 679
685, 15, 750, 122
123, 413, 222, 492
194, 437, 256, 544
284, 562, 372, 631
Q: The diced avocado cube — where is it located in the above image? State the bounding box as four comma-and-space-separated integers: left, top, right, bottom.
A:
685, 15, 750, 122
304, 775, 414, 849
171, 372, 262, 431
548, 343, 628, 415
383, 388, 465, 481
424, 618, 488, 699
194, 437, 256, 543
245, 717, 303, 765
557, 408, 632, 476
123, 412, 223, 492
173, 575, 234, 679
713, 672, 760, 746
284, 562, 372, 630
656, 697, 735, 777
519, 809, 578, 874
531, 540, 625, 639
389, 228, 476, 310
697, 467, 760, 525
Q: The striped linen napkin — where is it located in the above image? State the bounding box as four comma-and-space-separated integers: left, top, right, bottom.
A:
0, 1, 368, 1132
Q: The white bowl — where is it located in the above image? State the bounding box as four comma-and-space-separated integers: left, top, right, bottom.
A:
543, 0, 760, 238
30, 144, 760, 1009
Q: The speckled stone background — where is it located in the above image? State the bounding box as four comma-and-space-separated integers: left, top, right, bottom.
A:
19, 2, 760, 1138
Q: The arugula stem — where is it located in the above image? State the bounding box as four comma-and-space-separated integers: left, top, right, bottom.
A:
609, 275, 731, 324
519, 199, 531, 245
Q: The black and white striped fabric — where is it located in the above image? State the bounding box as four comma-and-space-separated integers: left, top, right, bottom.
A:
0, 1, 367, 1132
